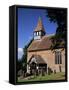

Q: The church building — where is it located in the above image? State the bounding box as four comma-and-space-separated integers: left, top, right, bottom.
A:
27, 17, 65, 74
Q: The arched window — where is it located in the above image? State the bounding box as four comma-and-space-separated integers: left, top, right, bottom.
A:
55, 51, 62, 64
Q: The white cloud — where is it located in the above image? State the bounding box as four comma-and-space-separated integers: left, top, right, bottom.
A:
18, 48, 23, 60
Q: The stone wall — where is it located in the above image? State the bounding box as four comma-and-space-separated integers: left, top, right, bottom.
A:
27, 48, 65, 73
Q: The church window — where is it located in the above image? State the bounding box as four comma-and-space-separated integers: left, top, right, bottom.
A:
55, 51, 62, 64
37, 32, 39, 36
39, 31, 41, 35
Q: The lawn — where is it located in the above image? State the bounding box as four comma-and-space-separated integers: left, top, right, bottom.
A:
17, 72, 65, 82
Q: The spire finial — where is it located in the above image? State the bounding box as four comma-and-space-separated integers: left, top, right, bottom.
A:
39, 16, 42, 20
38, 16, 42, 23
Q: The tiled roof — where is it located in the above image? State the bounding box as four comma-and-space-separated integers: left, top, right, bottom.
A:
28, 55, 46, 64
28, 35, 52, 51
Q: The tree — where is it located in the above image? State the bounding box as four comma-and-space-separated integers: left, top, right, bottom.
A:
17, 38, 33, 76
20, 38, 34, 72
46, 8, 67, 50
16, 59, 23, 76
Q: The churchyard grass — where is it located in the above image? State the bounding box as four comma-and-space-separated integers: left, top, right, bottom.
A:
17, 72, 65, 82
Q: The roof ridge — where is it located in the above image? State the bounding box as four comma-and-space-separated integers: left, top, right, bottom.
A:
45, 34, 55, 37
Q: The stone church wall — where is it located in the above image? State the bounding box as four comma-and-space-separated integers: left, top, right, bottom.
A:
27, 48, 65, 73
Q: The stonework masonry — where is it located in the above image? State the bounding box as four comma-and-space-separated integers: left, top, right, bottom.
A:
27, 48, 65, 73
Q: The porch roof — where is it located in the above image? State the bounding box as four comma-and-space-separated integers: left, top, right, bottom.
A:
28, 55, 46, 64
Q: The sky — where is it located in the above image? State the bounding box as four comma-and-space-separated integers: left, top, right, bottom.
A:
18, 7, 58, 59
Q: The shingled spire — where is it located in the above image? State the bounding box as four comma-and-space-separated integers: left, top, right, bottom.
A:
34, 17, 46, 40
34, 17, 45, 32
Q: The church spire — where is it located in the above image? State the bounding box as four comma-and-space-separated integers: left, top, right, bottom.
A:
34, 16, 45, 33
34, 17, 46, 40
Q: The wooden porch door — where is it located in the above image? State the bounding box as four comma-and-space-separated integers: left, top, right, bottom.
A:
30, 62, 36, 75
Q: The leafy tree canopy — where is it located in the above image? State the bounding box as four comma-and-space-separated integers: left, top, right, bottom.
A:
17, 38, 33, 73
46, 8, 67, 50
